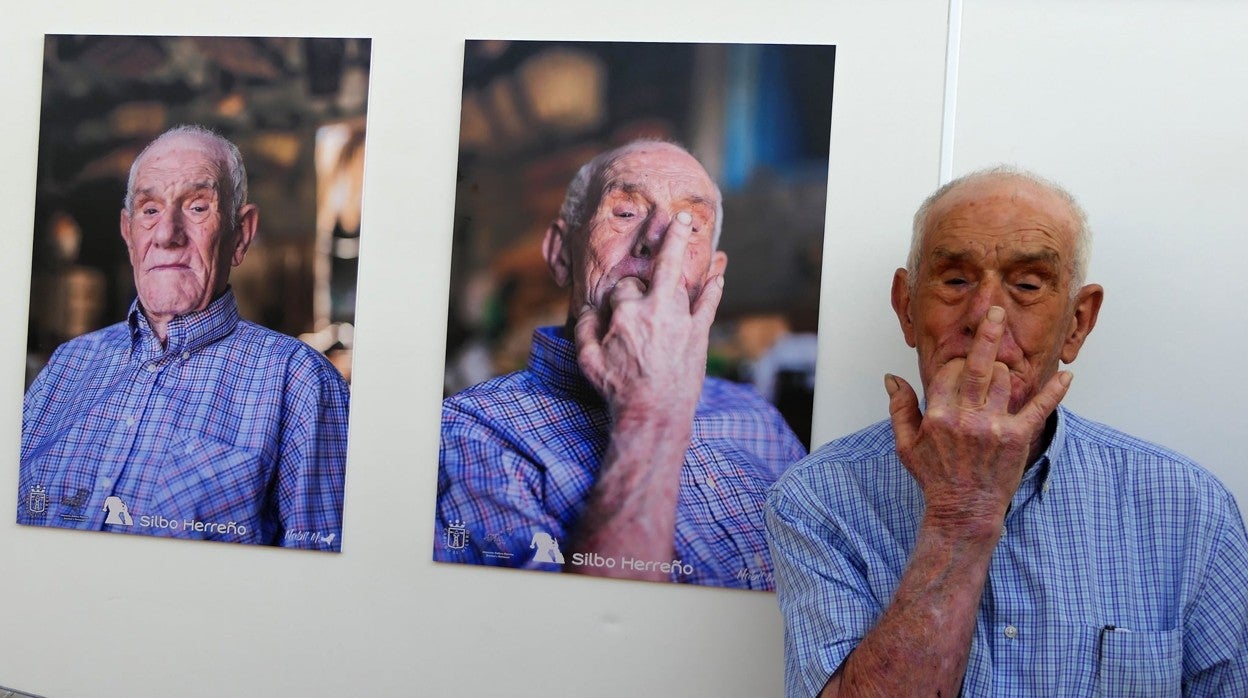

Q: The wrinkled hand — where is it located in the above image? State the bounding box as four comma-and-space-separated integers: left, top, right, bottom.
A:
574, 211, 724, 424
886, 305, 1072, 535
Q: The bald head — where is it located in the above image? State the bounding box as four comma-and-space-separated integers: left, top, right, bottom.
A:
908, 167, 1091, 298
558, 140, 724, 249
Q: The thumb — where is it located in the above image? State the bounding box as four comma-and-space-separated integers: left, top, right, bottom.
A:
1017, 370, 1072, 429
573, 304, 607, 389
691, 274, 725, 328
885, 373, 922, 452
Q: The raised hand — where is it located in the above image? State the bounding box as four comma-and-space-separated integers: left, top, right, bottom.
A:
567, 210, 725, 578
886, 304, 1071, 533
574, 210, 725, 424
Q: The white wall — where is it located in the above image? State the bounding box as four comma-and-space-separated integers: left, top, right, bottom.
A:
0, 2, 949, 696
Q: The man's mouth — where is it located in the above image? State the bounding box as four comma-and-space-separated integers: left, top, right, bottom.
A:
610, 276, 649, 293
592, 275, 649, 307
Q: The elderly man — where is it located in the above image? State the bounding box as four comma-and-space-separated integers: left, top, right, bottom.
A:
435, 140, 806, 589
18, 125, 349, 551
766, 167, 1248, 696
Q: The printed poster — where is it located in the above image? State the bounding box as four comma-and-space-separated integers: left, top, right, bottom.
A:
435, 40, 835, 589
18, 34, 371, 551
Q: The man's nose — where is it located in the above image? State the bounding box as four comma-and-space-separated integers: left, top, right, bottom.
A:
152, 208, 187, 247
964, 276, 1009, 334
631, 210, 671, 259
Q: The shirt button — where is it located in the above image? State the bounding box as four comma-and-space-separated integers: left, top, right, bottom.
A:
181, 352, 190, 360
125, 416, 136, 427
146, 364, 158, 373
1004, 625, 1019, 639
1001, 524, 1008, 537
1042, 480, 1052, 493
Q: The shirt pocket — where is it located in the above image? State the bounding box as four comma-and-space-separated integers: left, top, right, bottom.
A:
151, 430, 271, 536
1096, 626, 1182, 698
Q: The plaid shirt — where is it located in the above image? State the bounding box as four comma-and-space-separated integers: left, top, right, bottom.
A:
435, 326, 807, 589
766, 406, 1248, 697
19, 289, 349, 551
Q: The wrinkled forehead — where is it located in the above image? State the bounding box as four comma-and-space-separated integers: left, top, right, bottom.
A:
600, 145, 719, 202
923, 176, 1079, 255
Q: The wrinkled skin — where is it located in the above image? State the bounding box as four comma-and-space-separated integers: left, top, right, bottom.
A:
121, 132, 257, 342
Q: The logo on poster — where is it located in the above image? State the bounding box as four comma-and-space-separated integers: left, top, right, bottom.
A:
445, 520, 469, 550
59, 487, 91, 522
529, 530, 565, 564
483, 531, 513, 560
25, 485, 48, 516
103, 496, 134, 526
285, 530, 335, 545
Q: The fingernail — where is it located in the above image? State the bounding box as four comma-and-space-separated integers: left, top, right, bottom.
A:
884, 373, 900, 395
987, 306, 1005, 323
676, 211, 692, 225
1059, 371, 1073, 387
715, 275, 725, 288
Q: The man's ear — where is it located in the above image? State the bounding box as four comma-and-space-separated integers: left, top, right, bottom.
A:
891, 268, 918, 348
709, 249, 728, 278
120, 209, 133, 249
542, 218, 573, 288
1060, 283, 1104, 364
230, 204, 259, 267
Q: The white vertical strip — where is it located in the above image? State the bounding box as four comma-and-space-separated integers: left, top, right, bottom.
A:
939, 0, 964, 184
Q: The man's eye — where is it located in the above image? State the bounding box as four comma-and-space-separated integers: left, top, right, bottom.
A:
614, 210, 635, 218
943, 277, 968, 286
142, 207, 159, 216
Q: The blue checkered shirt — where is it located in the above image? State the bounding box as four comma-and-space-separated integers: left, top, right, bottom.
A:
19, 289, 349, 551
435, 326, 807, 589
766, 406, 1248, 697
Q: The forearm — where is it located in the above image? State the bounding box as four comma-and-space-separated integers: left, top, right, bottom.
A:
568, 413, 692, 580
829, 518, 1000, 697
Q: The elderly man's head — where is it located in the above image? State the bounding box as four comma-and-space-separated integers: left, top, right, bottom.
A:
120, 125, 257, 336
891, 167, 1104, 413
542, 140, 727, 318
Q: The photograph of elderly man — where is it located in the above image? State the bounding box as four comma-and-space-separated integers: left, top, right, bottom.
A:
435, 40, 835, 590
18, 36, 371, 551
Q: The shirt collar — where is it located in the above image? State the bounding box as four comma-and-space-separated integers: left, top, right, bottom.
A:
128, 287, 241, 358
528, 326, 604, 405
1028, 404, 1070, 502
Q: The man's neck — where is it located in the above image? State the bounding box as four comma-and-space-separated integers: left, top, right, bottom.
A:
143, 311, 172, 347
137, 286, 231, 348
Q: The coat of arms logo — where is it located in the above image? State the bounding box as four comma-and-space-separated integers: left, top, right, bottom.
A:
445, 520, 469, 550
26, 485, 48, 516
